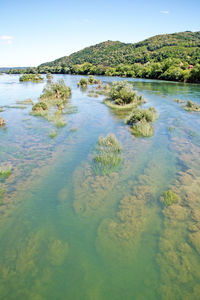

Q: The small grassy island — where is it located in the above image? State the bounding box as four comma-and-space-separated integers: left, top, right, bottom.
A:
183, 100, 200, 112
125, 107, 158, 137
19, 74, 43, 82
31, 79, 72, 127
93, 134, 122, 175
78, 75, 101, 87
104, 81, 144, 111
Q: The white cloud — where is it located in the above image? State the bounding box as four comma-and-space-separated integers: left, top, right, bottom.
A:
0, 36, 14, 44
160, 10, 169, 14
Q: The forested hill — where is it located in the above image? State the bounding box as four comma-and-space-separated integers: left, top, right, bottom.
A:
40, 31, 200, 67
7, 31, 200, 83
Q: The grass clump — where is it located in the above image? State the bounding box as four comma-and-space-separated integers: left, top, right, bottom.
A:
0, 117, 6, 126
125, 107, 158, 124
78, 78, 88, 87
183, 100, 200, 112
131, 119, 154, 137
0, 165, 12, 179
93, 134, 122, 175
32, 102, 48, 112
104, 81, 144, 110
40, 79, 71, 101
160, 190, 179, 207
88, 75, 101, 85
19, 74, 43, 82
125, 107, 158, 137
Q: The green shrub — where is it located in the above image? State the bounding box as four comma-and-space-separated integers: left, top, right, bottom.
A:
19, 74, 43, 82
40, 79, 71, 101
131, 119, 154, 137
32, 102, 48, 112
78, 78, 88, 87
183, 100, 200, 112
160, 190, 178, 207
49, 130, 58, 138
125, 107, 158, 125
46, 73, 53, 81
109, 81, 143, 105
88, 75, 101, 84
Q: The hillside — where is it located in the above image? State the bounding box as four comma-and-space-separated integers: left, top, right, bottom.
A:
7, 31, 200, 83
40, 31, 200, 67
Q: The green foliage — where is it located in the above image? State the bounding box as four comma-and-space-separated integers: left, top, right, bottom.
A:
40, 79, 71, 101
0, 165, 12, 179
78, 78, 88, 87
49, 130, 58, 138
109, 81, 141, 105
131, 119, 154, 137
93, 134, 122, 175
160, 190, 178, 207
32, 102, 48, 112
19, 74, 43, 82
183, 100, 200, 112
46, 73, 53, 81
34, 31, 200, 83
125, 107, 158, 124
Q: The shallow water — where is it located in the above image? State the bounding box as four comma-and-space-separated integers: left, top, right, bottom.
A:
0, 74, 200, 300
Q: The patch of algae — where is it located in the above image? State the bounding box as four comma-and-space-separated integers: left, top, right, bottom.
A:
157, 137, 200, 300
0, 228, 69, 299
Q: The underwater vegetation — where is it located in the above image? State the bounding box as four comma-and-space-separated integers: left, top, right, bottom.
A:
174, 98, 185, 104
93, 134, 122, 175
49, 130, 58, 139
19, 74, 43, 82
160, 190, 179, 207
0, 189, 5, 205
125, 107, 158, 137
183, 100, 200, 112
157, 137, 200, 299
0, 165, 12, 179
0, 117, 6, 126
16, 98, 34, 105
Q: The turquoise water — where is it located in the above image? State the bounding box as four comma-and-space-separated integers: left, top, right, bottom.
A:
0, 74, 200, 299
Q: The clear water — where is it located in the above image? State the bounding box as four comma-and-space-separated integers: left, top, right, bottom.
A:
0, 74, 200, 300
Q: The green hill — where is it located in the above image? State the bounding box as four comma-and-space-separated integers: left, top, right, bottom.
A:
7, 31, 200, 83
40, 31, 200, 68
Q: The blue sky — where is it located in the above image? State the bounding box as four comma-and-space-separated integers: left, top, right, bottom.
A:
0, 0, 199, 67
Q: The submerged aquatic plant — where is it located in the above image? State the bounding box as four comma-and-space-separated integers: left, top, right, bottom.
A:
93, 134, 122, 175
160, 190, 178, 207
0, 188, 5, 205
49, 130, 58, 138
0, 165, 12, 179
16, 98, 34, 105
19, 74, 43, 82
